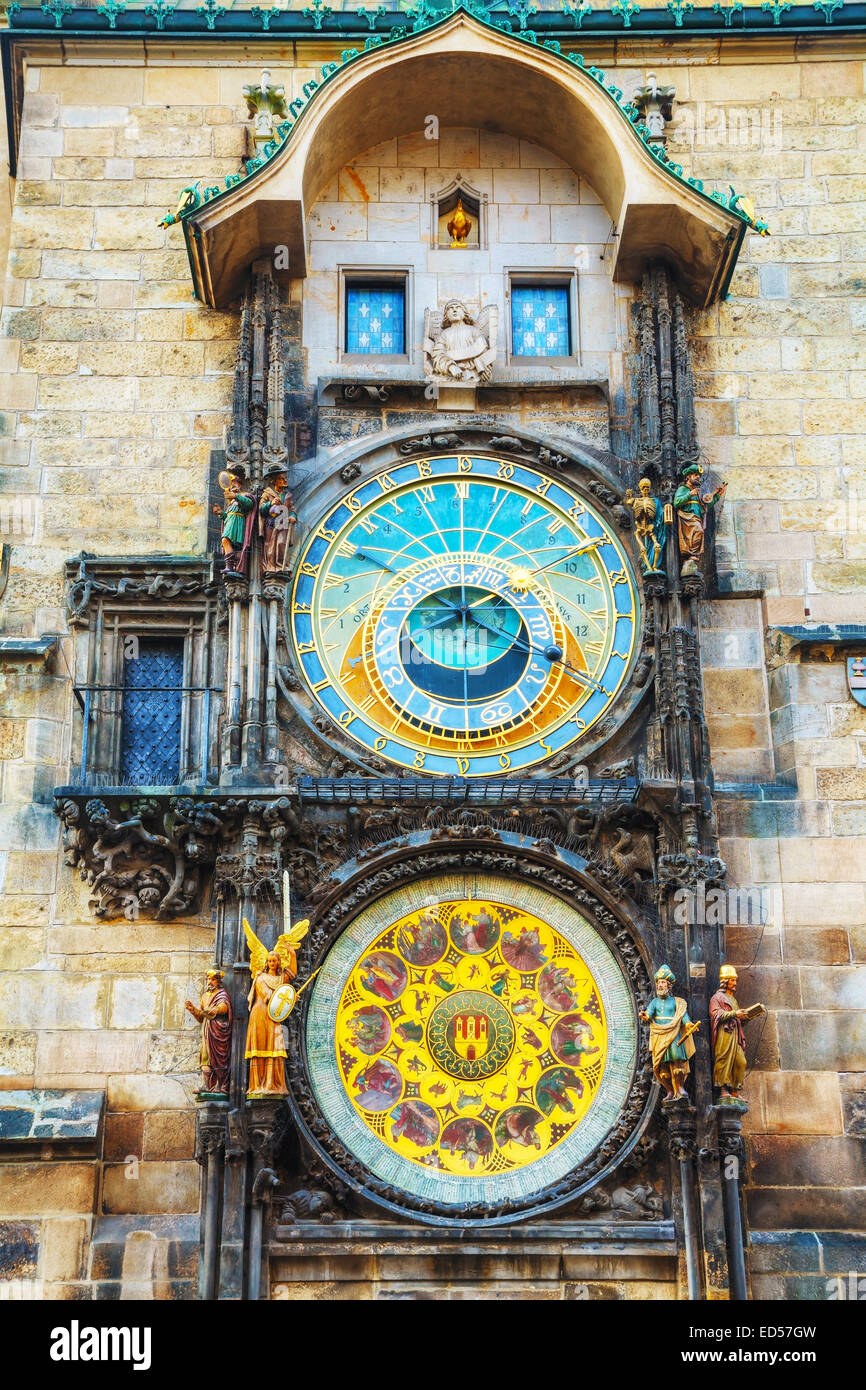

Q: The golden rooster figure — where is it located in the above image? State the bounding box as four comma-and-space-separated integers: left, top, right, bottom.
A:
243, 886, 309, 1097
447, 197, 472, 248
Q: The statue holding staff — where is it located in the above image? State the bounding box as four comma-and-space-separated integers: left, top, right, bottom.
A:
259, 465, 297, 575
673, 463, 726, 577
640, 964, 700, 1100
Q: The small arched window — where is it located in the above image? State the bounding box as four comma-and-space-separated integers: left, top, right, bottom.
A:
432, 178, 486, 250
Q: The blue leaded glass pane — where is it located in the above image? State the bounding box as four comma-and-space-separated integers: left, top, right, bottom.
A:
511, 285, 571, 357
119, 638, 183, 786
346, 283, 405, 355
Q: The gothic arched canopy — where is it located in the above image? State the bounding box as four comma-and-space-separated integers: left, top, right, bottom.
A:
182, 12, 746, 309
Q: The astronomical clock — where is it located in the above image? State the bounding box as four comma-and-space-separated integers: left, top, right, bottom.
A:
289, 453, 639, 777
57, 13, 745, 1293
282, 446, 655, 1224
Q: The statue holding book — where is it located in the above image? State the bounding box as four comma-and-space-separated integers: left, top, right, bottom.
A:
710, 964, 766, 1101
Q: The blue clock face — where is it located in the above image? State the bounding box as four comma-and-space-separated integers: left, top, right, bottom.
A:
290, 454, 639, 777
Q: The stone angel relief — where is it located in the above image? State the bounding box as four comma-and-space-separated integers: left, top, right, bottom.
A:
423, 299, 498, 385
243, 907, 309, 1098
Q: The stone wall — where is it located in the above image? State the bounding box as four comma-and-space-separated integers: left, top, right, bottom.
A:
673, 54, 866, 1294
302, 126, 618, 381
0, 38, 863, 1299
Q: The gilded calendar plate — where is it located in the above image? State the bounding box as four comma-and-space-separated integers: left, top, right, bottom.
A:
306, 874, 637, 1206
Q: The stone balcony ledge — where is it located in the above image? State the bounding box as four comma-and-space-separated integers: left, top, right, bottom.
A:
0, 634, 60, 669
271, 1218, 676, 1252
319, 366, 609, 406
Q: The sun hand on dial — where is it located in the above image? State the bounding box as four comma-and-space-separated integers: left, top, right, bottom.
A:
398, 581, 607, 696
508, 539, 605, 593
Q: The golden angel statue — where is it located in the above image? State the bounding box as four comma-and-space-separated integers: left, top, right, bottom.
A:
243, 908, 309, 1098
423, 299, 498, 385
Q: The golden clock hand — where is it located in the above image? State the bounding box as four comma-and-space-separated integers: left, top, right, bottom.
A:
524, 538, 603, 578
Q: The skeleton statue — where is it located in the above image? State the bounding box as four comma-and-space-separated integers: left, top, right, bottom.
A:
423, 299, 497, 385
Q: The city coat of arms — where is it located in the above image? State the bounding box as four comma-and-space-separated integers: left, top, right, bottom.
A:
847, 656, 866, 708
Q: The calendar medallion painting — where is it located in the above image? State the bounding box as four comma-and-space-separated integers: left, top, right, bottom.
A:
306, 874, 638, 1206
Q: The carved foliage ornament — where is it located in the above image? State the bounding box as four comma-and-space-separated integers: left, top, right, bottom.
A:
56, 794, 232, 921
55, 792, 346, 921
66, 561, 218, 628
348, 801, 659, 910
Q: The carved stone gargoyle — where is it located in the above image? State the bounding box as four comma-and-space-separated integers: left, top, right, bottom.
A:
581, 1182, 663, 1220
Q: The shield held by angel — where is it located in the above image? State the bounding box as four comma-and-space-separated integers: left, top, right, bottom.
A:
243, 915, 309, 1097
423, 299, 498, 385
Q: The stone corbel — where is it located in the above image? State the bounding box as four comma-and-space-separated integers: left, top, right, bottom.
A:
341, 382, 392, 403
579, 1180, 664, 1219
243, 69, 289, 152
632, 74, 676, 145
54, 792, 238, 921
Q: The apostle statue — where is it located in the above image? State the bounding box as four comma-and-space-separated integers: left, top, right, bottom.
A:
243, 916, 309, 1097
213, 469, 256, 575
625, 477, 667, 574
640, 964, 700, 1100
259, 466, 297, 574
185, 967, 233, 1096
710, 964, 766, 1101
424, 299, 497, 385
673, 463, 726, 577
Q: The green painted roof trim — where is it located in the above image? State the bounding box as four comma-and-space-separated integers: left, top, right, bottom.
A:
5, 0, 866, 36
176, 1, 766, 270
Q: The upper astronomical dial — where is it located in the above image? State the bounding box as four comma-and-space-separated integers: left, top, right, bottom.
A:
290, 455, 639, 776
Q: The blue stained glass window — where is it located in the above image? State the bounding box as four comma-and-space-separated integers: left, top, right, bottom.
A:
511, 285, 571, 357
119, 638, 184, 786
346, 282, 405, 355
